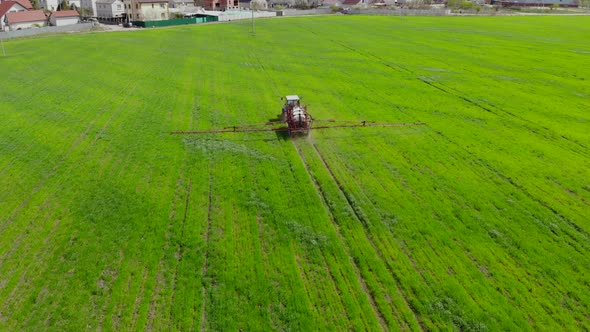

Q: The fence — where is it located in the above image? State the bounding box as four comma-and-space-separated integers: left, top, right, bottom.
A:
346, 8, 451, 15
214, 10, 277, 21
276, 8, 332, 16
132, 16, 218, 27
0, 23, 94, 40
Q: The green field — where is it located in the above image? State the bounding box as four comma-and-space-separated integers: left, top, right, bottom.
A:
1, 15, 589, 331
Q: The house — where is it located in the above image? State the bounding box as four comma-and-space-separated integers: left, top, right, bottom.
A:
203, 0, 238, 10
39, 0, 60, 10
168, 0, 196, 8
491, 0, 577, 6
13, 0, 33, 9
4, 9, 47, 30
0, 0, 30, 31
80, 0, 98, 16
96, 0, 125, 20
49, 9, 79, 25
125, 0, 169, 21
342, 0, 365, 6
69, 0, 81, 8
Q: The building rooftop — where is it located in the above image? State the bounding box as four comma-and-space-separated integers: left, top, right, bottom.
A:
14, 0, 33, 9
0, 1, 31, 17
51, 10, 80, 17
0, 1, 17, 18
5, 9, 46, 23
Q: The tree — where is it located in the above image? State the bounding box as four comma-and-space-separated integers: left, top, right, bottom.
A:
251, 0, 268, 9
31, 0, 40, 9
446, 0, 462, 7
58, 0, 71, 10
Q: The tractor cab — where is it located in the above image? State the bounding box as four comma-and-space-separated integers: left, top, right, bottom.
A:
283, 95, 301, 113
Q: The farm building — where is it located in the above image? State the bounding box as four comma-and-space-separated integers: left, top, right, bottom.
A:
49, 10, 80, 25
39, 0, 60, 10
342, 0, 367, 6
80, 0, 98, 16
203, 0, 238, 10
124, 0, 169, 21
4, 9, 46, 30
0, 0, 30, 31
95, 0, 125, 21
168, 0, 196, 8
491, 0, 577, 6
11, 0, 33, 9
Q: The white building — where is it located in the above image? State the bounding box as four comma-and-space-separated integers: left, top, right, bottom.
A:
96, 0, 125, 19
4, 9, 47, 30
0, 0, 30, 31
124, 0, 169, 21
80, 0, 98, 16
39, 0, 60, 10
49, 9, 79, 25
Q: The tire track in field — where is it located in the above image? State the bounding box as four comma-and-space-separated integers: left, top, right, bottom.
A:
417, 79, 589, 156
1, 85, 138, 327
275, 141, 357, 328
168, 178, 192, 329
146, 176, 186, 332
0, 83, 137, 237
255, 44, 395, 328
129, 267, 149, 332
430, 128, 590, 243
304, 26, 588, 157
200, 166, 213, 332
293, 140, 389, 331
364, 131, 585, 320
347, 151, 492, 315
306, 141, 425, 331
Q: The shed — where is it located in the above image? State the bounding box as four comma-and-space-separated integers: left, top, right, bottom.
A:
49, 10, 80, 26
96, 0, 125, 19
342, 0, 365, 5
13, 0, 33, 9
0, 1, 29, 31
4, 9, 47, 30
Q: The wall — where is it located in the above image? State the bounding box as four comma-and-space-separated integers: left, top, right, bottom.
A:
0, 3, 28, 30
346, 8, 450, 15
212, 10, 276, 21
0, 22, 93, 38
8, 20, 47, 30
96, 2, 115, 17
276, 8, 331, 16
41, 0, 60, 10
140, 2, 169, 20
81, 0, 98, 16
96, 1, 125, 18
53, 17, 80, 26
132, 16, 217, 26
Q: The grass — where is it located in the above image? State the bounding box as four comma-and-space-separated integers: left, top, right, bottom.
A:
0, 15, 589, 331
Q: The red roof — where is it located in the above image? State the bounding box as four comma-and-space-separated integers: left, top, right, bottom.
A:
14, 0, 33, 9
51, 10, 79, 17
5, 9, 46, 23
0, 1, 18, 17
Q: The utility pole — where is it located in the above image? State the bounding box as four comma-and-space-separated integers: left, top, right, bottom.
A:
251, 5, 255, 34
1, 32, 5, 57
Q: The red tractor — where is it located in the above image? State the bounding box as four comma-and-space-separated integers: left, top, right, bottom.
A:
170, 94, 425, 136
282, 95, 312, 136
